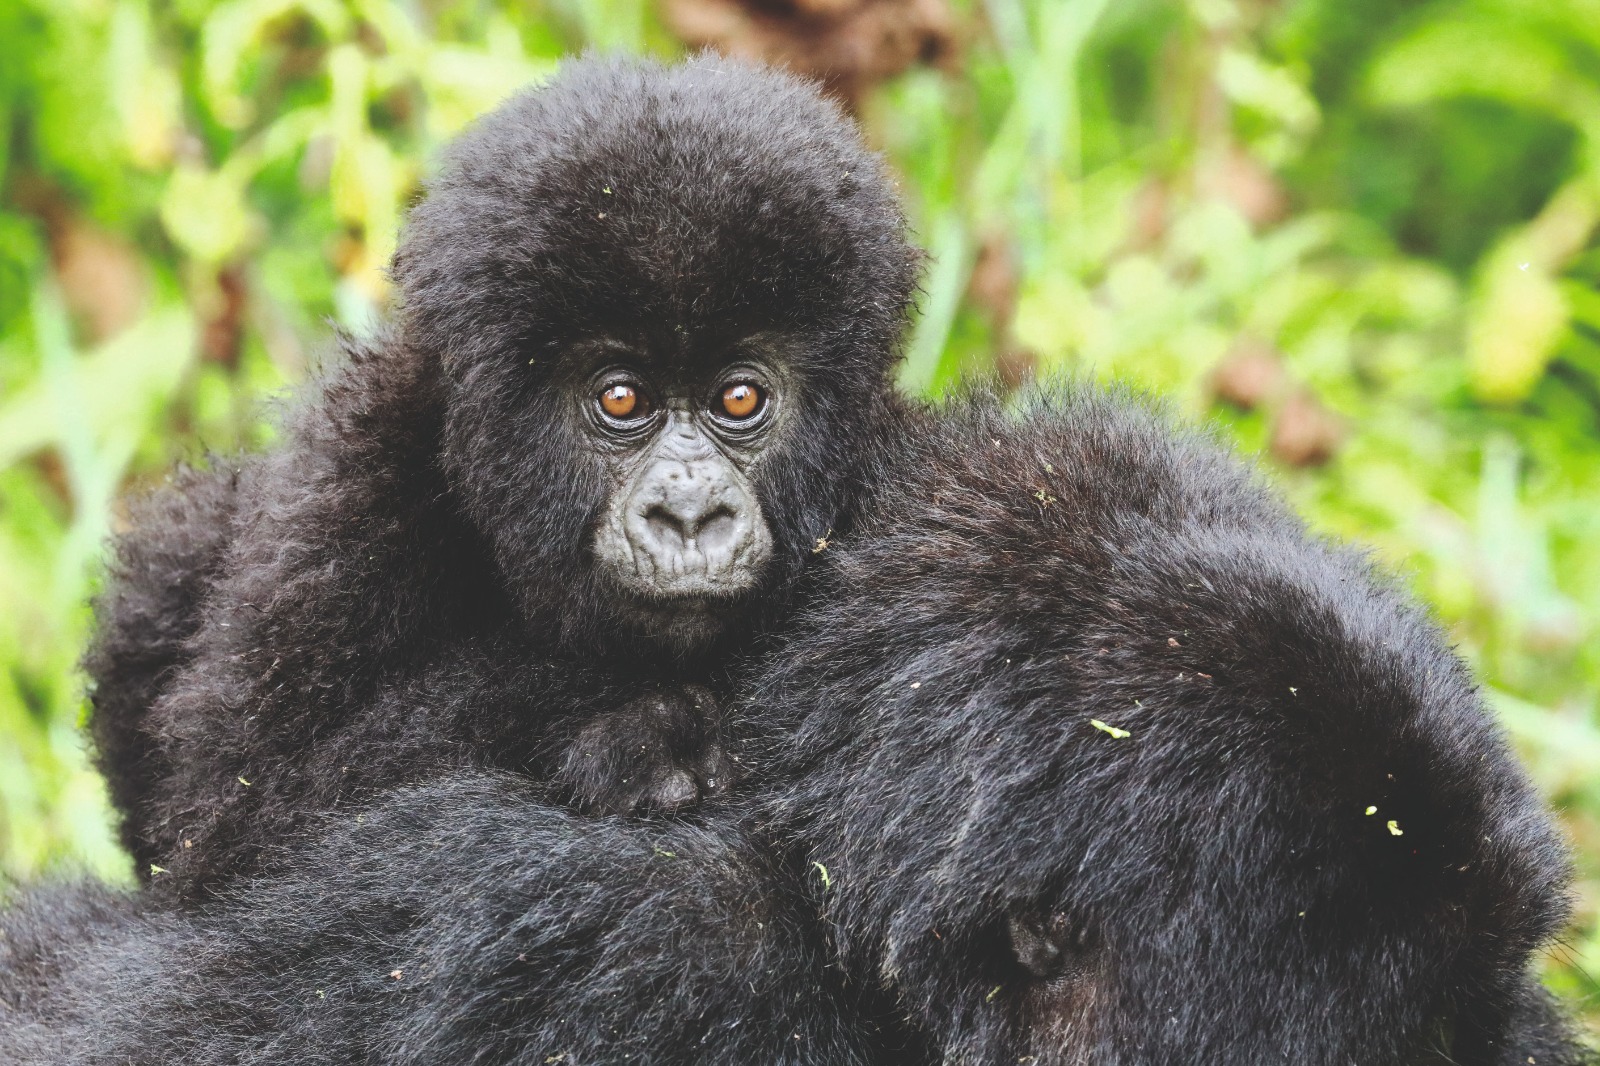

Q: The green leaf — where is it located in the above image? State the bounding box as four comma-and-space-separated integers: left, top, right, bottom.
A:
0, 304, 196, 472
1367, 19, 1600, 137
160, 163, 256, 264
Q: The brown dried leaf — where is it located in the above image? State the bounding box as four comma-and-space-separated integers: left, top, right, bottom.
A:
1197, 145, 1287, 229
661, 0, 957, 107
1209, 339, 1285, 411
51, 217, 148, 343
1269, 389, 1343, 467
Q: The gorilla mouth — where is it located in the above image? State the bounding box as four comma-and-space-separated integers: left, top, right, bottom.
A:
610, 583, 751, 655
618, 564, 760, 604
626, 537, 769, 596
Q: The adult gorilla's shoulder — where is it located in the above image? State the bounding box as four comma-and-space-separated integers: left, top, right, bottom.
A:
748, 384, 1586, 1065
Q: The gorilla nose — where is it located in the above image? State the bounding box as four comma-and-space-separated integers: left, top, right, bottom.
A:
619, 458, 771, 591
642, 497, 740, 554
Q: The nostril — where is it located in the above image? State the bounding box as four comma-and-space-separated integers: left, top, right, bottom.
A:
693, 507, 739, 552
642, 503, 741, 551
643, 505, 689, 546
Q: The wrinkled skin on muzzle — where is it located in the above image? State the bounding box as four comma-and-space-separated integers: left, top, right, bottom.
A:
599, 413, 773, 597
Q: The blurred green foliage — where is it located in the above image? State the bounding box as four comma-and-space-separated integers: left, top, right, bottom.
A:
1, 0, 1597, 1034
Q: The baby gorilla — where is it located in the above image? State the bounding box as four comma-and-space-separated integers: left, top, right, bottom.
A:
83, 55, 918, 897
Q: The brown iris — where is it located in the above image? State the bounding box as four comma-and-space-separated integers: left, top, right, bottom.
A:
599, 383, 645, 420
719, 382, 764, 421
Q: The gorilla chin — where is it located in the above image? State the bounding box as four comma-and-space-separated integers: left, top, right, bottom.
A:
609, 583, 763, 658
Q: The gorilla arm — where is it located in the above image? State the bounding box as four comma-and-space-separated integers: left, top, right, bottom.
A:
0, 774, 898, 1066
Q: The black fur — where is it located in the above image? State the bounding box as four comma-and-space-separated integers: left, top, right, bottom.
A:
82, 463, 239, 870
748, 386, 1589, 1064
0, 775, 896, 1065
80, 54, 918, 897
5, 388, 1588, 1064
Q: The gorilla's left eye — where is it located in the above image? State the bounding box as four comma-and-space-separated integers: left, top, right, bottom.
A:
717, 382, 766, 422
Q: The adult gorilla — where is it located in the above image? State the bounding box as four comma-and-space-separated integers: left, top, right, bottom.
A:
2, 389, 1587, 1065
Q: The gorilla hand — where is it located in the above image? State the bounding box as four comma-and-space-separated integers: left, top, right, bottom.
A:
558, 684, 736, 814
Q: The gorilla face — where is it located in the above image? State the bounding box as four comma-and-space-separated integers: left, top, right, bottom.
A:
580, 336, 796, 650
435, 307, 855, 660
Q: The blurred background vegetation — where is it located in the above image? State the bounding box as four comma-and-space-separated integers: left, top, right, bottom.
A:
1, 0, 1598, 1035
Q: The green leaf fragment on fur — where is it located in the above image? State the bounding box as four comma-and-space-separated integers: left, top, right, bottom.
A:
812, 861, 831, 889
1090, 719, 1131, 739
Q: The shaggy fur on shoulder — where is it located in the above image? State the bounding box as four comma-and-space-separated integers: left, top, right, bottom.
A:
81, 54, 918, 896
82, 463, 239, 864
749, 385, 1588, 1065
6, 388, 1586, 1065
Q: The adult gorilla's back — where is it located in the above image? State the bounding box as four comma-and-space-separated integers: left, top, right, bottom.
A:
2, 387, 1585, 1065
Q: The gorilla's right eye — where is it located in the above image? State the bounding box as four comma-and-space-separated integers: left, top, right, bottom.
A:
598, 383, 651, 422
718, 383, 764, 421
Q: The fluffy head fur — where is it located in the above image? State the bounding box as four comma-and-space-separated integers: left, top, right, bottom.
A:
401, 54, 920, 644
